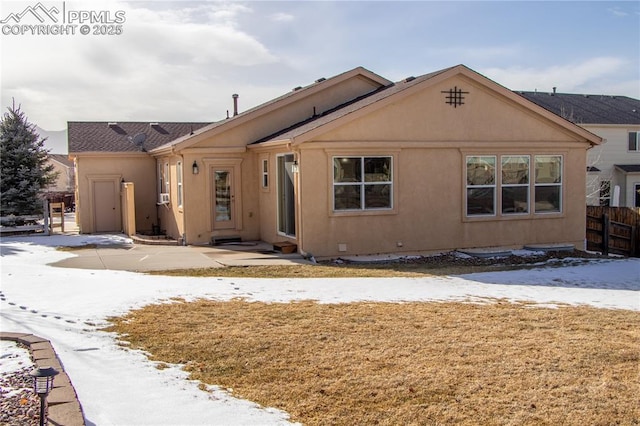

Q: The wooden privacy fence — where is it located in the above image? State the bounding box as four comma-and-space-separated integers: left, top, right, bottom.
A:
586, 206, 640, 257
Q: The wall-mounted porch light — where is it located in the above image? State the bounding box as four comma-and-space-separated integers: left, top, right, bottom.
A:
192, 160, 199, 175
291, 160, 299, 173
30, 365, 59, 426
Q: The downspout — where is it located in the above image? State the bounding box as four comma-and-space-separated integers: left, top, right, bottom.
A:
180, 154, 187, 245
154, 158, 162, 236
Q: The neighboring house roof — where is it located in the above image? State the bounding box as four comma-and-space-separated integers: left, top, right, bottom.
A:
68, 122, 211, 153
48, 154, 73, 168
517, 92, 640, 125
615, 164, 640, 173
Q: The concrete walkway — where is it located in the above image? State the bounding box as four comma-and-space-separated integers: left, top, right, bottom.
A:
51, 241, 313, 272
34, 213, 312, 272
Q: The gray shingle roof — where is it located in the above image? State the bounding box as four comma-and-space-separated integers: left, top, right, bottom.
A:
151, 66, 391, 153
518, 92, 640, 125
68, 68, 389, 154
68, 122, 211, 153
252, 67, 454, 144
615, 164, 640, 173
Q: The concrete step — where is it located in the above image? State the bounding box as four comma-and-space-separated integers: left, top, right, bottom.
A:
131, 234, 179, 246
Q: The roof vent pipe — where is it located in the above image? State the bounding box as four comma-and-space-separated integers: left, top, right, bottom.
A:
232, 94, 239, 116
552, 87, 557, 95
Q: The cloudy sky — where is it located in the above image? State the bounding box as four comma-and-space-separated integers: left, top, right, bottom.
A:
1, 0, 638, 131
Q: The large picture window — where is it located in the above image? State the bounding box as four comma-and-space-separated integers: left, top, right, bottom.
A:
534, 155, 562, 213
466, 154, 562, 218
466, 156, 496, 216
333, 156, 392, 210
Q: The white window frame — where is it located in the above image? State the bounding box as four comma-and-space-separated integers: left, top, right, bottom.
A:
465, 154, 563, 218
176, 161, 183, 207
501, 155, 530, 215
534, 155, 563, 214
465, 155, 496, 217
628, 131, 640, 152
332, 156, 393, 211
261, 158, 269, 189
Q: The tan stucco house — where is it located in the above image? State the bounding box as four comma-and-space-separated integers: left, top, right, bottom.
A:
46, 154, 75, 193
68, 65, 601, 258
43, 154, 75, 210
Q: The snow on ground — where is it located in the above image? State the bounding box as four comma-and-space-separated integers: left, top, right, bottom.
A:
0, 341, 32, 376
1, 234, 639, 425
0, 341, 33, 398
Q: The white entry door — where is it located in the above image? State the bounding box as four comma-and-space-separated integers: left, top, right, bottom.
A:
213, 168, 235, 229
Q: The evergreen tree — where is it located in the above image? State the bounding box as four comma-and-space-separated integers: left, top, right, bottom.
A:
0, 101, 57, 216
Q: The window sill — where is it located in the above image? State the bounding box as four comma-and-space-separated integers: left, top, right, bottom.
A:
330, 208, 397, 218
463, 211, 564, 222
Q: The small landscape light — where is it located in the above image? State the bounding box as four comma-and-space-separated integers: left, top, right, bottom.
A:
30, 366, 59, 426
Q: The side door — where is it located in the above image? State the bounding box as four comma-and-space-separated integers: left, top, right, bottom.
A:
213, 168, 235, 229
277, 154, 296, 237
93, 180, 118, 232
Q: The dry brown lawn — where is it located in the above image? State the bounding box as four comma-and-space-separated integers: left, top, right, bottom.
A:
106, 299, 640, 425
147, 251, 606, 279
147, 259, 593, 279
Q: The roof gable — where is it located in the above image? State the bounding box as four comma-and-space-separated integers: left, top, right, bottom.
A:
151, 67, 392, 153
518, 92, 640, 125
67, 66, 612, 154
255, 65, 600, 146
68, 122, 210, 153
252, 67, 453, 144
